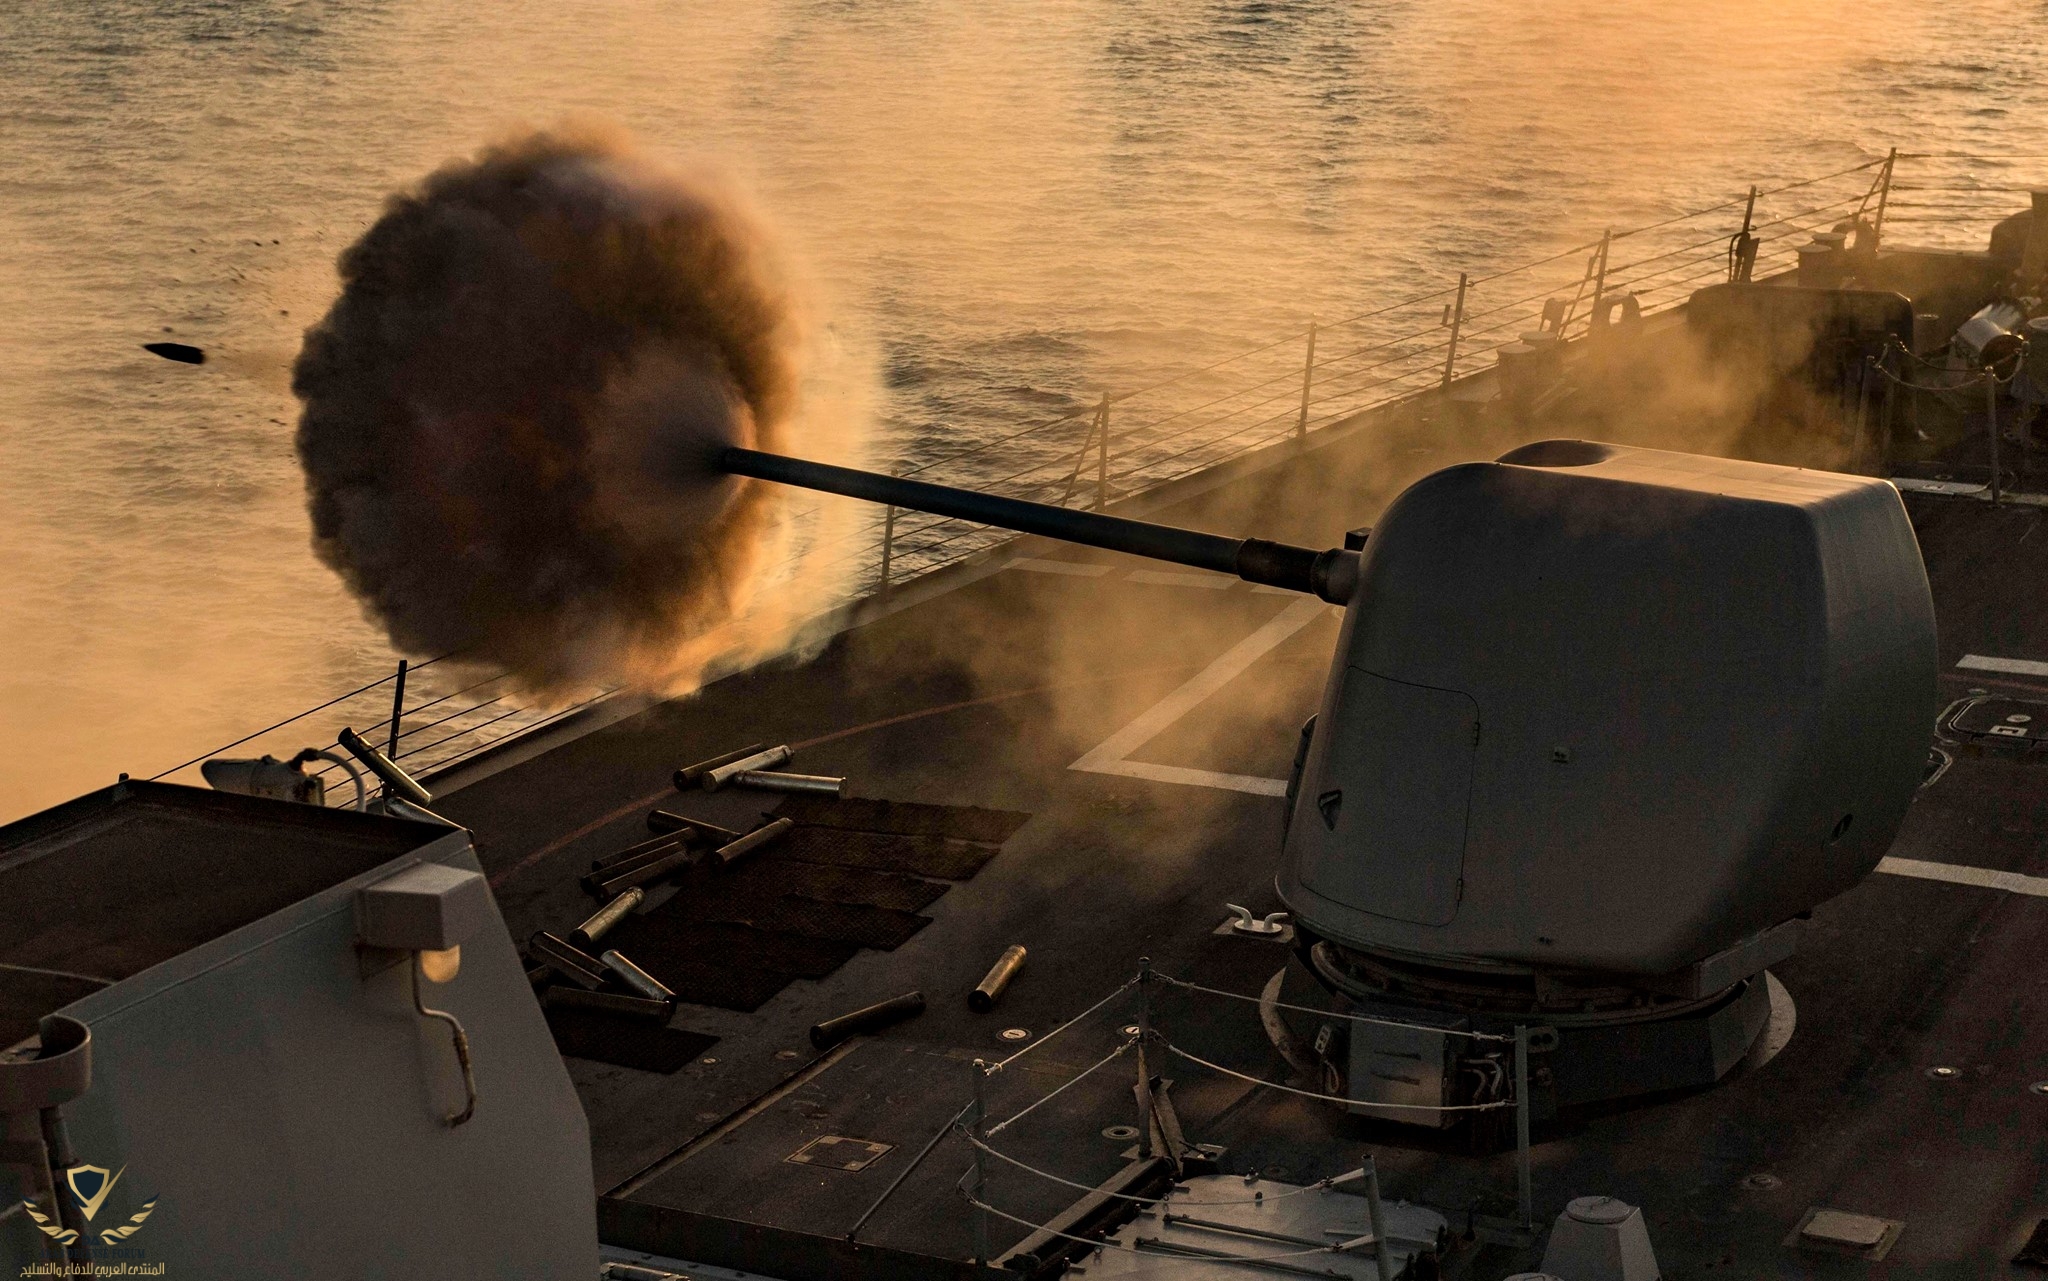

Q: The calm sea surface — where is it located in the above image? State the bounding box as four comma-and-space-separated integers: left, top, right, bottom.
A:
2, 0, 2043, 819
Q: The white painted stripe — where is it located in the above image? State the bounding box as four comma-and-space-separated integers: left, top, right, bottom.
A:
1071, 595, 1326, 793
1083, 759, 1290, 797
1876, 856, 2048, 897
1892, 477, 1988, 497
1957, 654, 2048, 678
1011, 558, 1110, 577
1126, 569, 1234, 589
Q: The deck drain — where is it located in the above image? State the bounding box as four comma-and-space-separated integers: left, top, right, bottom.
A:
999, 1028, 1031, 1042
1122, 1025, 1141, 1036
2031, 1081, 2048, 1096
1101, 1125, 1140, 1141
1742, 1174, 1782, 1190
1924, 1065, 1960, 1080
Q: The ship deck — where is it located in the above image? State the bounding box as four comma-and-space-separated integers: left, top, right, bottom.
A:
432, 394, 2048, 1280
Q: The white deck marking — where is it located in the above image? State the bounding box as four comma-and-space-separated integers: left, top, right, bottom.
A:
1126, 569, 1234, 589
1957, 653, 2048, 678
1011, 557, 1111, 577
1876, 856, 2048, 897
1071, 595, 1326, 796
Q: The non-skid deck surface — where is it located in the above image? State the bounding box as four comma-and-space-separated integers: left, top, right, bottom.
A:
759, 824, 999, 880
771, 795, 1033, 844
545, 1008, 718, 1074
603, 921, 856, 980
582, 802, 1028, 1013
718, 859, 950, 914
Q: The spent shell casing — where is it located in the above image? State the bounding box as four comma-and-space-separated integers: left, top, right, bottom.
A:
713, 817, 795, 866
569, 888, 644, 949
810, 991, 926, 1051
600, 949, 675, 1003
672, 742, 769, 791
970, 944, 1028, 1012
703, 745, 794, 791
729, 770, 845, 797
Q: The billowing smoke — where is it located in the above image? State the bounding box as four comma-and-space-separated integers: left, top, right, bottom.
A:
293, 123, 828, 692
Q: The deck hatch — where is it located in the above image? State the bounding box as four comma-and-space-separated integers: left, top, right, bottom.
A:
785, 1135, 893, 1171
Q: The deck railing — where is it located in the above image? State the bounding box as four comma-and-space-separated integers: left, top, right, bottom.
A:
150, 150, 2041, 802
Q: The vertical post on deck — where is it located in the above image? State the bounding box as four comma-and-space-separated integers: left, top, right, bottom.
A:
1297, 318, 1318, 440
1987, 376, 2003, 506
1364, 1155, 1394, 1281
972, 1060, 990, 1274
1441, 273, 1469, 390
1136, 958, 1155, 1152
1873, 147, 1898, 250
1854, 356, 1874, 473
1881, 359, 1897, 478
1589, 230, 1612, 318
387, 659, 408, 759
878, 504, 896, 594
1733, 186, 1760, 283
1095, 394, 1111, 511
1514, 1024, 1533, 1231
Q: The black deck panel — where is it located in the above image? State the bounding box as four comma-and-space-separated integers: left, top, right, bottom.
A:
431, 392, 2048, 1278
769, 795, 1033, 844
762, 825, 1001, 880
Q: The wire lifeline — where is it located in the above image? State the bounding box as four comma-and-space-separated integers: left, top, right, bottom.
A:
1877, 337, 2029, 389
925, 158, 1887, 462
394, 699, 556, 762
1151, 972, 1515, 1043
185, 157, 1910, 790
963, 1130, 1338, 1207
148, 651, 454, 779
1453, 157, 1884, 292
984, 976, 1139, 1074
956, 1187, 1383, 1265
406, 691, 616, 772
1162, 1042, 1514, 1112
986, 1037, 1138, 1138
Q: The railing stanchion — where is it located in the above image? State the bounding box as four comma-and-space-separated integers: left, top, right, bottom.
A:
1096, 394, 1111, 511
1873, 147, 1898, 250
387, 659, 408, 759
1297, 318, 1317, 440
1514, 1024, 1533, 1230
1589, 229, 1612, 321
878, 504, 896, 594
1987, 376, 2003, 506
1881, 355, 1897, 477
1136, 957, 1154, 1155
1364, 1155, 1395, 1281
1732, 186, 1759, 283
972, 1059, 990, 1274
1441, 274, 1468, 390
1854, 356, 1873, 474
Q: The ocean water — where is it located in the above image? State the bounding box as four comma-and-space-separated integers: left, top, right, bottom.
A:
2, 0, 2043, 820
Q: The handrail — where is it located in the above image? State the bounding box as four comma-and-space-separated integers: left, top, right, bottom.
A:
160, 151, 2031, 799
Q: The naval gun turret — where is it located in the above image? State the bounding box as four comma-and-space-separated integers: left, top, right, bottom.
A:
722, 439, 1937, 1119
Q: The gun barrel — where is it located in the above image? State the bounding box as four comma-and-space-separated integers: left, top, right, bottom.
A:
719, 447, 1357, 602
